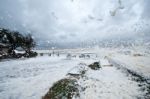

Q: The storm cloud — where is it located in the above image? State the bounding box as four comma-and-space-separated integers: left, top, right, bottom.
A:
0, 0, 150, 43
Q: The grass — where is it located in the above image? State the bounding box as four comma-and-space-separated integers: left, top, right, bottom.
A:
42, 78, 79, 99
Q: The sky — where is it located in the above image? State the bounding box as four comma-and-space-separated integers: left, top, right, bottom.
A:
0, 0, 150, 45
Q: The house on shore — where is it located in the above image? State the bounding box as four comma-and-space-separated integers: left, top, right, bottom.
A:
0, 43, 10, 56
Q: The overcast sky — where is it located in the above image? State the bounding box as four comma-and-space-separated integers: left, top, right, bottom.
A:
0, 0, 150, 44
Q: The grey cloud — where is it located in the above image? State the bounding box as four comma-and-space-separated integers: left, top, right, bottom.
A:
0, 0, 149, 44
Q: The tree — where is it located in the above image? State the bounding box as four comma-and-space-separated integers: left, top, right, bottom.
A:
0, 28, 26, 54
0, 28, 37, 57
12, 31, 25, 49
23, 34, 36, 53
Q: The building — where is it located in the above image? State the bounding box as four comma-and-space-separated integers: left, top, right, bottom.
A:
0, 43, 10, 56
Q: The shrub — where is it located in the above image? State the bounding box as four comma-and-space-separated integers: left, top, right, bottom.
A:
88, 62, 101, 70
24, 51, 37, 58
